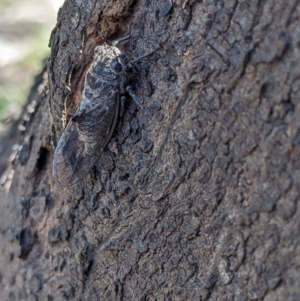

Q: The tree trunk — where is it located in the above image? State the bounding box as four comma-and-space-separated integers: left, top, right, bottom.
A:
1, 0, 300, 300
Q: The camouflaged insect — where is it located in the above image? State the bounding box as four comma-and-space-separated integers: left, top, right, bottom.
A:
53, 42, 157, 187
53, 44, 129, 187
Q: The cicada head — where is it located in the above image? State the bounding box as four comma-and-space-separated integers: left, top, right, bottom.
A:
92, 44, 127, 81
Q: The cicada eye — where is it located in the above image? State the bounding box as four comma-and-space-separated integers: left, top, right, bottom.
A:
110, 59, 122, 73
94, 46, 102, 55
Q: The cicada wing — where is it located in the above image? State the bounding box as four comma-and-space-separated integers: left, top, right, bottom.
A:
52, 120, 85, 187
53, 91, 119, 187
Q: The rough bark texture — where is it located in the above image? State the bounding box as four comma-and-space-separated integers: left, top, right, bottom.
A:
1, 0, 300, 300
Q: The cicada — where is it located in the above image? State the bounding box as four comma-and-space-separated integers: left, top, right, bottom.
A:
53, 44, 130, 187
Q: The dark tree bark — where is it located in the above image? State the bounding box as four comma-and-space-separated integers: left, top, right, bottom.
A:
1, 0, 300, 300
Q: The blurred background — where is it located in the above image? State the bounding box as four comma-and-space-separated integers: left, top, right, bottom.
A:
0, 0, 64, 130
